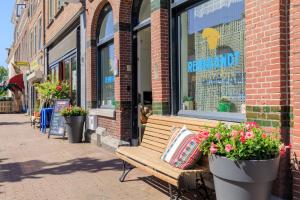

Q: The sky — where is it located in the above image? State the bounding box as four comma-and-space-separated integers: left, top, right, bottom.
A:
0, 1, 14, 67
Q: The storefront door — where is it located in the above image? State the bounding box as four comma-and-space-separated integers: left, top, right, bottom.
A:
132, 0, 151, 144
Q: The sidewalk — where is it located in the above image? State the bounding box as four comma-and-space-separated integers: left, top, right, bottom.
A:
0, 114, 170, 200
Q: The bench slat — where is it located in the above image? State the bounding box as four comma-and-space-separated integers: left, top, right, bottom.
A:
147, 118, 204, 132
116, 151, 179, 187
144, 127, 172, 136
142, 138, 166, 149
146, 123, 173, 131
143, 131, 170, 140
143, 135, 169, 145
149, 115, 219, 128
140, 143, 165, 153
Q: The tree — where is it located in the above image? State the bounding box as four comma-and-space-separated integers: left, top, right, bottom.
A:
0, 66, 8, 83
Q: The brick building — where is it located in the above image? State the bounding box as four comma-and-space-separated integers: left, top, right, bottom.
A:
85, 0, 297, 199
44, 1, 86, 107
7, 0, 44, 114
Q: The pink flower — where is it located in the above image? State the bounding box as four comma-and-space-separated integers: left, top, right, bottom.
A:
231, 130, 239, 137
246, 122, 258, 130
56, 85, 62, 91
280, 144, 292, 157
225, 144, 232, 153
215, 133, 221, 140
245, 131, 254, 139
200, 131, 210, 140
240, 131, 245, 137
240, 136, 246, 144
210, 143, 218, 154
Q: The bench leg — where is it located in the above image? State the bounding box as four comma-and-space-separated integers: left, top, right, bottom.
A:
196, 174, 213, 200
168, 184, 182, 200
119, 161, 134, 182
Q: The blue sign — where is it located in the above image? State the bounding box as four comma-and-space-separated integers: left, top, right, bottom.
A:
104, 76, 115, 84
187, 51, 240, 73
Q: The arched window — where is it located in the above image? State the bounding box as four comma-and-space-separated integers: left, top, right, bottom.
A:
138, 0, 150, 23
97, 4, 115, 108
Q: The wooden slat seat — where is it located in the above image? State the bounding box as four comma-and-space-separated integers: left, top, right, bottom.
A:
116, 115, 216, 199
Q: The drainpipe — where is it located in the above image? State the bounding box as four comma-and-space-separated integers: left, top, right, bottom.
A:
80, 0, 87, 110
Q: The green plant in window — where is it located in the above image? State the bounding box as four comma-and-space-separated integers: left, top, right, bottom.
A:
217, 97, 233, 112
183, 96, 195, 110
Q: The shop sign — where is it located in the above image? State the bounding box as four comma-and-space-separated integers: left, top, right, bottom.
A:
187, 51, 240, 73
15, 61, 30, 67
104, 76, 115, 84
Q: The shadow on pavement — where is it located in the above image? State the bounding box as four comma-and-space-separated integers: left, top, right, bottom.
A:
0, 157, 122, 183
0, 121, 30, 126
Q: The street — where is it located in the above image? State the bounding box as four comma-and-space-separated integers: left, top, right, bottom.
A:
0, 114, 170, 200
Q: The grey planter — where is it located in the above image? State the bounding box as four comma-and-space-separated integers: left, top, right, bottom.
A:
65, 116, 86, 143
209, 155, 280, 200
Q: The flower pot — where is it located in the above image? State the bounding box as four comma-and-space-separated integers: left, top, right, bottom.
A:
208, 155, 280, 200
184, 101, 195, 110
64, 116, 86, 143
217, 102, 232, 112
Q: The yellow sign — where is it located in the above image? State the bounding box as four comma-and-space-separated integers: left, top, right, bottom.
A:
15, 61, 30, 67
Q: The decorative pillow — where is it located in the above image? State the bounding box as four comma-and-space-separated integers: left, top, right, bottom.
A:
161, 126, 203, 169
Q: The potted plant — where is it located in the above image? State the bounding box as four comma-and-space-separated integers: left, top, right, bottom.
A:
199, 122, 290, 200
60, 106, 87, 143
183, 96, 195, 110
34, 81, 70, 107
217, 97, 233, 112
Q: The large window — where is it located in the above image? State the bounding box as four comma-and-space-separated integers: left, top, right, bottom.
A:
97, 4, 115, 108
176, 0, 245, 115
49, 54, 78, 105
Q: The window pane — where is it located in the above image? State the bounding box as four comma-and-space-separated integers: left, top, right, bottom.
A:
179, 0, 245, 113
64, 60, 70, 82
71, 57, 77, 105
139, 0, 150, 22
100, 43, 115, 107
99, 8, 114, 41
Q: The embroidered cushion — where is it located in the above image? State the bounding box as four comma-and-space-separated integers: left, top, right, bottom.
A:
161, 126, 203, 169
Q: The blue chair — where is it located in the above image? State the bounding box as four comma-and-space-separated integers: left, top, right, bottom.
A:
40, 108, 53, 133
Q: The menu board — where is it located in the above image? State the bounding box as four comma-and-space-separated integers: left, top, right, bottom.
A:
48, 99, 70, 138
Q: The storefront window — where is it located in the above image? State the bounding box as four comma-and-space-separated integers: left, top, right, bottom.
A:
99, 6, 114, 41
178, 0, 245, 113
71, 57, 77, 105
98, 4, 115, 108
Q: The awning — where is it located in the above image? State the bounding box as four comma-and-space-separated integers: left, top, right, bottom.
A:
8, 74, 24, 92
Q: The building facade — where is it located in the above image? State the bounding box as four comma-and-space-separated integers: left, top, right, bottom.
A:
44, 1, 85, 107
85, 0, 296, 199
8, 0, 300, 199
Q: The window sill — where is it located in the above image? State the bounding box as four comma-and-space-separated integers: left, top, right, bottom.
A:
177, 110, 246, 123
47, 19, 54, 29
54, 7, 64, 19
89, 108, 115, 118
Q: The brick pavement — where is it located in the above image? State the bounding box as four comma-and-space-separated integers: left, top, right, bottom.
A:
0, 114, 171, 200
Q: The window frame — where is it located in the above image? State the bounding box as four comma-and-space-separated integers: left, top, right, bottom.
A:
96, 4, 115, 109
170, 0, 246, 123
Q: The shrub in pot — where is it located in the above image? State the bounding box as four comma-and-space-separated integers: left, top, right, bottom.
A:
199, 122, 290, 200
34, 81, 70, 107
60, 106, 87, 143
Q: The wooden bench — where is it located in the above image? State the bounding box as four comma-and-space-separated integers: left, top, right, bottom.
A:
116, 115, 217, 199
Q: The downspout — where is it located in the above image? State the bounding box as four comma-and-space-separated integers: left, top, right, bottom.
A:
43, 0, 47, 80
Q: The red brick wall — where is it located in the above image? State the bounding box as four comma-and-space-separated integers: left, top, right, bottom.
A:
245, 0, 291, 198
86, 0, 132, 141
151, 8, 170, 114
290, 0, 300, 199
